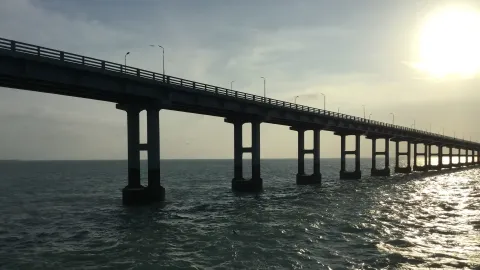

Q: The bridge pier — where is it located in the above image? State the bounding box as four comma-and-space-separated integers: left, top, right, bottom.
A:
367, 136, 390, 176
393, 139, 412, 174
291, 127, 322, 185
336, 133, 361, 180
225, 118, 263, 192
437, 145, 443, 170
446, 146, 453, 169
117, 104, 165, 205
413, 142, 428, 172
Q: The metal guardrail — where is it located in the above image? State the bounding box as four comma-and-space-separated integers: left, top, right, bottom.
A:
0, 37, 475, 146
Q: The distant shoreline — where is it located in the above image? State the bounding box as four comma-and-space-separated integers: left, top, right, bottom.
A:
0, 157, 379, 162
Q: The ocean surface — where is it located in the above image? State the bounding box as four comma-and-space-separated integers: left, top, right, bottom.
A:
0, 159, 479, 270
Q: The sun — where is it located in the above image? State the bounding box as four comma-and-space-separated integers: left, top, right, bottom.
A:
413, 5, 480, 78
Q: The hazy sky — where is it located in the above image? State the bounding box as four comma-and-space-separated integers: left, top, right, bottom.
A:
1, 0, 480, 160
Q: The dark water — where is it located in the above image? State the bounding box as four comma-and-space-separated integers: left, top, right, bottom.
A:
0, 159, 479, 269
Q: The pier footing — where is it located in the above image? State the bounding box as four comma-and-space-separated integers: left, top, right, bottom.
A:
340, 170, 362, 180
370, 168, 391, 177
122, 185, 166, 205
296, 174, 321, 185
394, 166, 412, 174
413, 165, 428, 172
232, 178, 263, 192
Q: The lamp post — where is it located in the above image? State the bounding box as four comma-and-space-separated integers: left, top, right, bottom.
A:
413, 119, 416, 129
369, 113, 372, 120
362, 105, 366, 118
230, 80, 235, 90
149, 45, 165, 75
260, 77, 266, 99
294, 95, 300, 104
320, 93, 326, 110
389, 112, 395, 125
124, 52, 130, 66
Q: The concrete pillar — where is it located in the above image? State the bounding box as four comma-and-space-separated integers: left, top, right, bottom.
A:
385, 138, 390, 170
371, 138, 376, 170
338, 133, 361, 180
370, 137, 390, 177
126, 107, 141, 188
437, 145, 443, 170
406, 141, 411, 168
448, 147, 453, 168
146, 108, 165, 202
227, 119, 263, 192
471, 149, 475, 166
394, 140, 412, 173
424, 144, 428, 170
340, 135, 346, 173
295, 128, 321, 185
458, 148, 462, 166
251, 121, 261, 180
413, 143, 418, 168
233, 122, 243, 180
428, 144, 433, 169
297, 130, 305, 176
313, 130, 321, 176
355, 134, 361, 173
395, 141, 400, 168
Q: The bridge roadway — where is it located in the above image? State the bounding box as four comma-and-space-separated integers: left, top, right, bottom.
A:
1, 37, 479, 205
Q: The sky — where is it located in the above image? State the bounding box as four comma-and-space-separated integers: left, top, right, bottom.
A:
1, 0, 480, 160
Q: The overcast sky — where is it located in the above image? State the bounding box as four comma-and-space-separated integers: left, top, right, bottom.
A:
1, 0, 480, 160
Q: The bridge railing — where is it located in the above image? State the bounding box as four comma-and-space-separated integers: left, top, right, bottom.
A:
0, 37, 474, 146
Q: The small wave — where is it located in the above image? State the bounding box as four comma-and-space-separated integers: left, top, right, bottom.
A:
385, 239, 416, 248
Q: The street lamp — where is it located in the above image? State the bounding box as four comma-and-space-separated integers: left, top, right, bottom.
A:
369, 113, 372, 120
362, 105, 366, 118
413, 119, 416, 129
260, 77, 266, 99
230, 80, 235, 90
389, 112, 395, 125
320, 93, 326, 110
124, 51, 130, 66
149, 45, 165, 75
294, 95, 300, 104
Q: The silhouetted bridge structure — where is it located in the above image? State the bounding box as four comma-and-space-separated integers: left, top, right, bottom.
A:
1, 37, 479, 205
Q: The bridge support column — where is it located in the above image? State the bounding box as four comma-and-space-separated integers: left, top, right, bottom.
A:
116, 104, 165, 205
427, 144, 433, 170
336, 133, 362, 180
413, 143, 428, 172
367, 136, 390, 176
145, 108, 165, 202
291, 127, 322, 185
470, 149, 475, 166
437, 145, 443, 170
226, 118, 263, 192
447, 147, 453, 169
393, 140, 412, 174
457, 148, 463, 168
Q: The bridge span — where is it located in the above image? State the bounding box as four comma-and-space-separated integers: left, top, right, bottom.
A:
0, 37, 478, 205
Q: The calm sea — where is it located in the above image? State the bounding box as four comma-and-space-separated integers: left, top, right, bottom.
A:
0, 159, 479, 269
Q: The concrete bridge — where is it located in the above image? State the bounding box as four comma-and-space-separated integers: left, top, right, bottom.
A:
1, 37, 478, 205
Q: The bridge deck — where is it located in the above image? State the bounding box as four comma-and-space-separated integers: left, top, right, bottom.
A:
0, 37, 477, 149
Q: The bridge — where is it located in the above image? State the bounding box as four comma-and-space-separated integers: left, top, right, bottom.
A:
1, 37, 479, 205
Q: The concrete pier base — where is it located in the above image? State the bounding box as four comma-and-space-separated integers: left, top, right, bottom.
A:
395, 166, 412, 174
413, 165, 428, 172
370, 168, 390, 177
122, 185, 165, 205
340, 170, 362, 180
122, 186, 146, 205
232, 178, 263, 192
296, 174, 321, 185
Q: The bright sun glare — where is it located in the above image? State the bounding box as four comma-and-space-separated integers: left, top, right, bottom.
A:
414, 6, 480, 78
